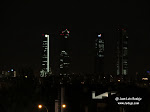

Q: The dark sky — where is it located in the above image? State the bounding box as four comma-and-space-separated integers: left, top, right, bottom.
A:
0, 0, 150, 75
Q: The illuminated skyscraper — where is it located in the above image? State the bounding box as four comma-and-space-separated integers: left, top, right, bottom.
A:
40, 34, 50, 77
94, 33, 104, 78
59, 29, 70, 76
116, 27, 128, 78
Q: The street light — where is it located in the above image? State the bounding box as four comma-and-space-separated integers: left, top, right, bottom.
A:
38, 104, 48, 112
38, 104, 43, 109
62, 104, 66, 108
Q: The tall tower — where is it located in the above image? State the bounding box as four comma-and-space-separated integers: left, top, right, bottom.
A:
95, 33, 104, 79
116, 26, 128, 80
40, 34, 50, 77
59, 29, 70, 76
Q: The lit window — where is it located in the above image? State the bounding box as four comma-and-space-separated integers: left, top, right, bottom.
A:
60, 59, 63, 62
123, 47, 127, 49
123, 70, 127, 75
64, 63, 69, 65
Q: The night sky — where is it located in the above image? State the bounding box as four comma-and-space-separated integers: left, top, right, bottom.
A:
1, 0, 150, 76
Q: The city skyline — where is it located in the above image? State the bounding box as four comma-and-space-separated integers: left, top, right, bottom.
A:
0, 25, 149, 76
1, 1, 150, 76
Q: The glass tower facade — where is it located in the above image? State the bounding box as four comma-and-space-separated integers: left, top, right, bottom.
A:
40, 34, 50, 77
95, 33, 104, 77
116, 28, 128, 76
59, 29, 70, 76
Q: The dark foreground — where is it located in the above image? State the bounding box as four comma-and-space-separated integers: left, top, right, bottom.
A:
0, 77, 150, 112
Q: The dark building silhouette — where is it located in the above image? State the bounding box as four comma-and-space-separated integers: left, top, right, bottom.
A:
115, 25, 128, 81
59, 29, 70, 76
94, 33, 104, 80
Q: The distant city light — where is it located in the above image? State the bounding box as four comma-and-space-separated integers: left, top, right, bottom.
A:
81, 81, 85, 84
98, 34, 101, 37
11, 69, 14, 71
122, 29, 126, 32
147, 71, 150, 73
142, 78, 148, 80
